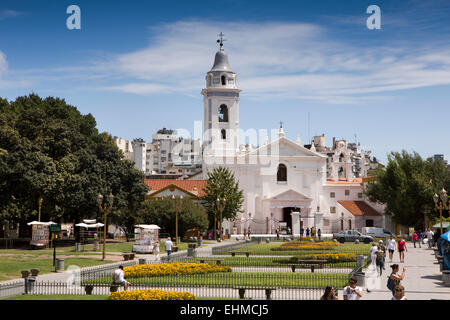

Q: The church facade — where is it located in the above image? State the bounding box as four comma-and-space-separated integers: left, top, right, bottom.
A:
201, 43, 385, 236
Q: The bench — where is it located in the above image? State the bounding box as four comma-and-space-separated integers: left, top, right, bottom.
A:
289, 260, 327, 273
230, 251, 250, 257
233, 286, 277, 300
199, 259, 224, 265
122, 253, 136, 261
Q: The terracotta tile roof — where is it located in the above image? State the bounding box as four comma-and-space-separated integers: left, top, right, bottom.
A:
337, 201, 381, 216
326, 178, 363, 184
144, 179, 207, 197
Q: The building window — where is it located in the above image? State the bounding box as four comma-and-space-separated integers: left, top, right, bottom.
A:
330, 192, 335, 198
323, 219, 330, 227
221, 129, 226, 140
218, 104, 228, 122
330, 207, 336, 214
277, 164, 287, 182
345, 189, 350, 196
348, 219, 352, 229
221, 75, 226, 85
358, 192, 363, 199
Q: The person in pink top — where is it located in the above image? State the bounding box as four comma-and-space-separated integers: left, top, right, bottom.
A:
412, 232, 418, 248
398, 238, 407, 263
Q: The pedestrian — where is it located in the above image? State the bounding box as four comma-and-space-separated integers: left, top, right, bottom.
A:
306, 228, 310, 237
387, 236, 396, 262
376, 245, 385, 276
391, 284, 408, 300
247, 227, 251, 240
318, 229, 322, 241
370, 242, 378, 266
112, 265, 132, 291
311, 227, 315, 238
425, 228, 434, 248
417, 231, 423, 248
412, 231, 418, 248
398, 238, 407, 263
388, 264, 406, 296
300, 227, 304, 238
165, 237, 173, 261
343, 276, 363, 300
276, 228, 280, 240
320, 285, 338, 300
153, 240, 160, 261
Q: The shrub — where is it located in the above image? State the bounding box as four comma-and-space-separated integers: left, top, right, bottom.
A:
271, 241, 339, 251
109, 289, 196, 300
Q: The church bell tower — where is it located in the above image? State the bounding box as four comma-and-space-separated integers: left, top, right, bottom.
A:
202, 33, 241, 158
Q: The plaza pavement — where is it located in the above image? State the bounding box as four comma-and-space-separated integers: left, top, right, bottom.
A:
358, 244, 450, 300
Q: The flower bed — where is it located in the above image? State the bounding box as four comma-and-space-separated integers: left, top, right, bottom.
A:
124, 262, 231, 278
271, 241, 339, 251
109, 289, 196, 300
294, 253, 356, 262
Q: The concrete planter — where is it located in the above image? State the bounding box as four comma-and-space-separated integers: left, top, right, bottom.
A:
442, 270, 450, 286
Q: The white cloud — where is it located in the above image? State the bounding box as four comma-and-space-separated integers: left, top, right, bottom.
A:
0, 51, 8, 76
102, 20, 450, 104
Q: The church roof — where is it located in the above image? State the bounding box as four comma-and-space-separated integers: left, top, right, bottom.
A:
245, 136, 327, 158
338, 201, 381, 216
211, 49, 233, 72
144, 179, 207, 197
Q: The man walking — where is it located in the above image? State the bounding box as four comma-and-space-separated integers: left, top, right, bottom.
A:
412, 231, 418, 248
343, 277, 364, 300
425, 229, 434, 248
165, 237, 173, 261
387, 236, 396, 262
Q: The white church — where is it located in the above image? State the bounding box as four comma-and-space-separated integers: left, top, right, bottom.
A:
200, 39, 387, 236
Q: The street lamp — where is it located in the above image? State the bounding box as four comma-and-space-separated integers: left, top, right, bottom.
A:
38, 197, 43, 222
97, 192, 114, 261
171, 195, 183, 246
216, 197, 226, 242
433, 188, 448, 235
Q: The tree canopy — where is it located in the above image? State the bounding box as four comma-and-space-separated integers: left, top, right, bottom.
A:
364, 150, 450, 229
0, 94, 148, 224
202, 166, 244, 229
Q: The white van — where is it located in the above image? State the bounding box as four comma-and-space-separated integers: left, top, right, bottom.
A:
362, 227, 394, 238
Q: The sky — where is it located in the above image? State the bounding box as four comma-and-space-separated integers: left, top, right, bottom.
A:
0, 0, 449, 164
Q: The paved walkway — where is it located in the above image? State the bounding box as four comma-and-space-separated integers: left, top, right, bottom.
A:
357, 245, 449, 300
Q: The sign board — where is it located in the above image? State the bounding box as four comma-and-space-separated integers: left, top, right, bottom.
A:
31, 224, 50, 247
49, 225, 61, 232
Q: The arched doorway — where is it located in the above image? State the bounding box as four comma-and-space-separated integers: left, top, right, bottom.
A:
283, 207, 301, 234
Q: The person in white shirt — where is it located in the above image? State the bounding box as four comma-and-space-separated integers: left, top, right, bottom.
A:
426, 229, 434, 248
387, 236, 396, 262
112, 266, 131, 290
165, 238, 173, 260
370, 242, 378, 267
153, 240, 160, 261
343, 277, 363, 300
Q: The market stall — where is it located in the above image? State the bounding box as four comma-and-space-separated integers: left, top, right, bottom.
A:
133, 224, 160, 253
75, 220, 104, 251
27, 221, 57, 249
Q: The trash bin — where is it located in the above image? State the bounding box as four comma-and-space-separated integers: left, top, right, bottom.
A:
27, 276, 36, 293
56, 258, 64, 271
187, 247, 196, 258
93, 241, 99, 251
139, 258, 147, 264
197, 239, 203, 247
353, 272, 365, 288
75, 242, 81, 252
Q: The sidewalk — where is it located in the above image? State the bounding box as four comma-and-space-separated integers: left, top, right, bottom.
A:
360, 244, 449, 300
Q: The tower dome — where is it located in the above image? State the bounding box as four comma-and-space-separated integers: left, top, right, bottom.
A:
211, 49, 232, 72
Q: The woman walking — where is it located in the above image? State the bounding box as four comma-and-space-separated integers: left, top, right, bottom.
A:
376, 245, 385, 276
320, 285, 338, 300
387, 236, 396, 262
398, 238, 407, 263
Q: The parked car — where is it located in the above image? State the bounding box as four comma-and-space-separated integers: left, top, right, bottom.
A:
332, 230, 374, 243
362, 227, 395, 238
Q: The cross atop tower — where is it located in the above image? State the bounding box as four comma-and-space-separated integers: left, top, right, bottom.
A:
280, 121, 283, 128
217, 32, 226, 50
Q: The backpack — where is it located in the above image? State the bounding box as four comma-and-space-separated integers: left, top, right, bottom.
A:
387, 276, 394, 291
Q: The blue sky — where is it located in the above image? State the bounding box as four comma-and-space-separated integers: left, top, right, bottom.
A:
1, 0, 450, 164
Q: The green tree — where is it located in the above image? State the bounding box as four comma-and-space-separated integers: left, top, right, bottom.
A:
0, 94, 148, 226
140, 197, 208, 239
202, 167, 244, 233
364, 150, 450, 229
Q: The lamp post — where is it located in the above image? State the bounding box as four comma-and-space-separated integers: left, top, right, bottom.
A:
171, 195, 183, 246
38, 197, 43, 222
97, 192, 114, 261
433, 188, 448, 235
216, 197, 226, 242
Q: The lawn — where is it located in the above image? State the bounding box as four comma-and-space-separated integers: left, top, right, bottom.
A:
0, 257, 114, 281
86, 272, 348, 288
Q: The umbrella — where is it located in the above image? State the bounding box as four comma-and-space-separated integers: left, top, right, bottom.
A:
75, 223, 104, 228
441, 231, 450, 242
432, 222, 450, 229
27, 221, 57, 226
135, 224, 161, 230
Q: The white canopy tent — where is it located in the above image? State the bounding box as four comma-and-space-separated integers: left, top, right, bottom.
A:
133, 224, 161, 253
